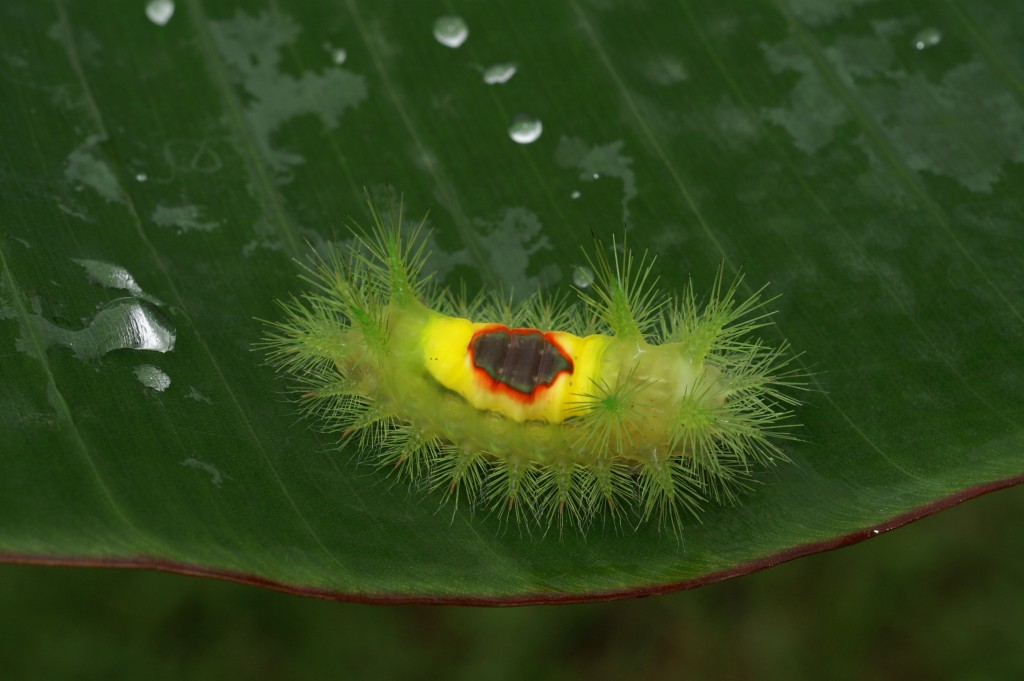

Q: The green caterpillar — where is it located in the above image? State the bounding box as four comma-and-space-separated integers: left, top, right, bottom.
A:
261, 199, 803, 535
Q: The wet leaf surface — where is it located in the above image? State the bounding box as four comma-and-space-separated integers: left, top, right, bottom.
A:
0, 0, 1021, 603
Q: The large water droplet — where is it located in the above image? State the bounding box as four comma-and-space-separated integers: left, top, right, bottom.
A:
145, 0, 175, 26
483, 63, 517, 84
913, 27, 942, 50
508, 114, 543, 144
572, 265, 595, 289
433, 15, 468, 48
19, 299, 176, 361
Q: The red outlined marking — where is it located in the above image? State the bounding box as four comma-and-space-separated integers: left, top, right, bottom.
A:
467, 325, 574, 405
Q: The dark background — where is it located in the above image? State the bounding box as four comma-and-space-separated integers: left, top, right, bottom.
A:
3, 486, 1020, 680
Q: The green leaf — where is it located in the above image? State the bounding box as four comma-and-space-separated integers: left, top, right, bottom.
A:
1, 0, 1021, 604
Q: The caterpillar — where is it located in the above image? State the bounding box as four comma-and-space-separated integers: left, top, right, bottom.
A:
261, 198, 802, 536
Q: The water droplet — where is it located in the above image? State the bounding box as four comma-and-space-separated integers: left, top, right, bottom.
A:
433, 15, 468, 48
872, 529, 880, 535
592, 172, 600, 180
572, 265, 595, 289
135, 172, 147, 182
570, 190, 581, 199
135, 364, 171, 392
483, 63, 517, 84
508, 114, 543, 144
913, 27, 941, 50
18, 300, 175, 361
322, 42, 348, 65
74, 258, 163, 305
145, 0, 175, 26
101, 301, 176, 355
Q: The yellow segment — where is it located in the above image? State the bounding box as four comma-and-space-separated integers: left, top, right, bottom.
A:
421, 312, 612, 424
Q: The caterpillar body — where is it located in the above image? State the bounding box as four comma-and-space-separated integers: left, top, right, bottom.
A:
262, 200, 802, 535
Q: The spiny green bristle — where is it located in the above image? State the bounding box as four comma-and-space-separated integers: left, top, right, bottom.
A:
665, 267, 779, 361
433, 447, 488, 513
590, 457, 633, 512
260, 295, 349, 377
518, 291, 576, 330
579, 238, 664, 340
438, 286, 579, 332
355, 193, 431, 307
294, 246, 391, 366
720, 341, 804, 406
565, 371, 653, 456
346, 404, 395, 447
261, 195, 419, 372
686, 449, 751, 506
638, 456, 703, 535
670, 383, 726, 459
477, 289, 519, 326
484, 459, 537, 527
376, 424, 442, 482
535, 461, 593, 533
261, 196, 806, 540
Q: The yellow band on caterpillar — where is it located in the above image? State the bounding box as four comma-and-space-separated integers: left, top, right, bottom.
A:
421, 312, 613, 424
